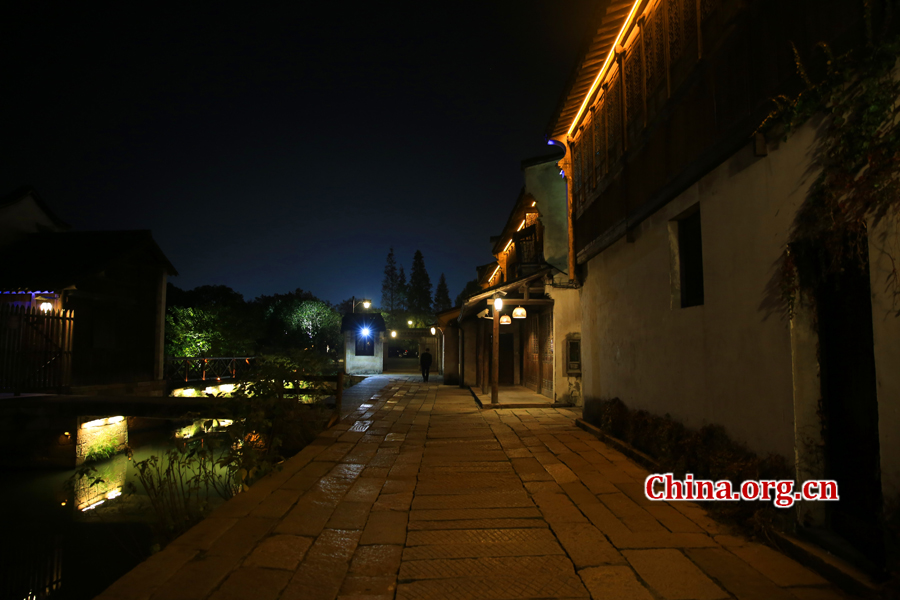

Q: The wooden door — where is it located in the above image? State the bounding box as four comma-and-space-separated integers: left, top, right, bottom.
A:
499, 333, 514, 385
540, 310, 554, 399
523, 316, 540, 392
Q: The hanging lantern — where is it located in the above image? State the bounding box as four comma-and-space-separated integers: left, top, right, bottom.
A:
512, 306, 527, 319
500, 315, 512, 325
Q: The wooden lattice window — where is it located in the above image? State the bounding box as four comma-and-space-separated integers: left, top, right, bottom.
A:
625, 46, 643, 126
593, 100, 607, 183
572, 138, 582, 209
583, 116, 594, 193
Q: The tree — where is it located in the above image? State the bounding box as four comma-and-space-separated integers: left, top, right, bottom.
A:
165, 284, 259, 356
455, 279, 482, 307
165, 306, 222, 357
407, 250, 433, 315
433, 273, 452, 313
397, 265, 408, 311
381, 247, 401, 313
294, 300, 342, 353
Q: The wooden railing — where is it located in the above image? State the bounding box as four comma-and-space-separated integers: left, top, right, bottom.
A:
279, 373, 345, 416
0, 305, 74, 394
571, 0, 718, 214
165, 356, 256, 383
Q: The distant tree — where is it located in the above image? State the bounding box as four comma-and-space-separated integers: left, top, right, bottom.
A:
165, 284, 259, 356
336, 297, 355, 315
407, 250, 433, 315
165, 306, 222, 357
295, 300, 342, 353
381, 247, 401, 313
455, 279, 482, 307
397, 265, 409, 311
433, 273, 452, 313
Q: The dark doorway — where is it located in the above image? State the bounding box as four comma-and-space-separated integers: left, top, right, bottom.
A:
815, 238, 884, 571
499, 333, 514, 385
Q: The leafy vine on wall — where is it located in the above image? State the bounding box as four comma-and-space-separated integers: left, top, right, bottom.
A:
757, 0, 900, 317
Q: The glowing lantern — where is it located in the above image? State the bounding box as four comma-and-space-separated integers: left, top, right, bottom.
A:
391, 330, 397, 338
430, 327, 436, 335
40, 302, 52, 312
512, 306, 527, 319
500, 315, 512, 325
493, 297, 503, 311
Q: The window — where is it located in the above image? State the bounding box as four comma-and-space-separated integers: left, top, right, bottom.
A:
677, 208, 705, 307
566, 337, 581, 375
355, 333, 375, 356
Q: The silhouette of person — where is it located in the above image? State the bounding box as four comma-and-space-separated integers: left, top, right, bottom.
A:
420, 348, 433, 382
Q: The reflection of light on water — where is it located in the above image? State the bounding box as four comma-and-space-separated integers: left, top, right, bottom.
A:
173, 382, 236, 397
81, 416, 124, 429
175, 418, 237, 439
82, 499, 104, 512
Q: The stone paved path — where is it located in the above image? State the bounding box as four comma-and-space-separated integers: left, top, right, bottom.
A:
97, 377, 851, 600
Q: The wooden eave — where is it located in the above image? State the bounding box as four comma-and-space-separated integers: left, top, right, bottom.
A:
545, 0, 638, 139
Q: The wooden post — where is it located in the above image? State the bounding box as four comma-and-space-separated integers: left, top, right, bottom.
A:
639, 16, 648, 128
562, 155, 577, 284
696, 0, 703, 60
336, 371, 344, 419
491, 304, 499, 404
617, 46, 628, 152
663, 0, 672, 98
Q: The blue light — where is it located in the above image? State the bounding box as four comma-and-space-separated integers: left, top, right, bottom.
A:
361, 327, 370, 338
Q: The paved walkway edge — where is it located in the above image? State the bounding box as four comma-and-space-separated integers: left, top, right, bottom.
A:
575, 418, 658, 472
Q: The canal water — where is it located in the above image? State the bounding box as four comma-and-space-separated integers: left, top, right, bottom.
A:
0, 422, 231, 600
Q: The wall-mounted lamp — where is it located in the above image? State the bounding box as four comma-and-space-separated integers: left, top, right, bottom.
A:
512, 306, 527, 319
391, 330, 397, 338
361, 327, 371, 338
407, 320, 413, 326
500, 315, 511, 325
40, 302, 52, 312
493, 297, 503, 311
430, 327, 436, 335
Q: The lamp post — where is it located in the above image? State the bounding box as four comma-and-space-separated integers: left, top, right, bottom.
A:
351, 296, 372, 313
491, 295, 503, 405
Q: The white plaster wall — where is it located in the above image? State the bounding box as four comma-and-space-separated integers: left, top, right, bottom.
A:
547, 278, 582, 405
344, 331, 384, 374
869, 211, 900, 502
524, 160, 569, 273
581, 124, 824, 458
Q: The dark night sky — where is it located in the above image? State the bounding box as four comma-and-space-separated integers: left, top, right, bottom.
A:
2, 2, 598, 305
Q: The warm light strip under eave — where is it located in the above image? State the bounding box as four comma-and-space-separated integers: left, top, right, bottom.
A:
503, 239, 513, 253
489, 265, 501, 282
566, 0, 643, 138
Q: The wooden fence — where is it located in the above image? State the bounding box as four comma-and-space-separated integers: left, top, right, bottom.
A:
0, 305, 74, 394
165, 356, 256, 383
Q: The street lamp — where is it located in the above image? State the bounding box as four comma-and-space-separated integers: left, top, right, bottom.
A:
391, 330, 397, 338
351, 296, 372, 313
407, 320, 413, 326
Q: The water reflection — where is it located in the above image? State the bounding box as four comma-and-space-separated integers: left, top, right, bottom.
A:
0, 421, 230, 600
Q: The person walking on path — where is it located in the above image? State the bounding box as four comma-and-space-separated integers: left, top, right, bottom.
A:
420, 347, 433, 382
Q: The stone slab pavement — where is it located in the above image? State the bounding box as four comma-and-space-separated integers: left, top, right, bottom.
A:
95, 376, 854, 600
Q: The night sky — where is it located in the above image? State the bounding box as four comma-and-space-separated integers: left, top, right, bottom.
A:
3, 2, 598, 305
